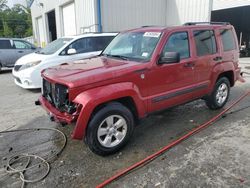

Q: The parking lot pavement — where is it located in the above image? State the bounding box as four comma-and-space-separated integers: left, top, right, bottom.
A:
0, 59, 250, 188
109, 84, 250, 188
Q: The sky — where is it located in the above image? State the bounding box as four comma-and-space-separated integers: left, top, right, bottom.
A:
7, 0, 28, 7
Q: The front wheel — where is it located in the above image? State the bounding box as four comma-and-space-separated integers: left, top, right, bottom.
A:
86, 102, 134, 156
205, 77, 230, 110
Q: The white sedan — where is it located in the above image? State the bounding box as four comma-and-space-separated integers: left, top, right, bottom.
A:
12, 33, 117, 89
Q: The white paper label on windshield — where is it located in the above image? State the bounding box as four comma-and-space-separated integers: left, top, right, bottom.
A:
143, 32, 161, 38
142, 52, 149, 57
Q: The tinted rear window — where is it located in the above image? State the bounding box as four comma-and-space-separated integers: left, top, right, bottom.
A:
220, 29, 236, 51
193, 30, 217, 56
0, 39, 12, 49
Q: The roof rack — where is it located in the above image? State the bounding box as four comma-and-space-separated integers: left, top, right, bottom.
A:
183, 22, 230, 26
141, 25, 159, 28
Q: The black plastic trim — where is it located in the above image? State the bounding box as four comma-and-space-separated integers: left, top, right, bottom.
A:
152, 83, 208, 103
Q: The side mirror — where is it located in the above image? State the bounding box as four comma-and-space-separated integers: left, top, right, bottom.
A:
158, 52, 180, 64
67, 48, 77, 55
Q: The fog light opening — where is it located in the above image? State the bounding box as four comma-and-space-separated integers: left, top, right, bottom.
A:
24, 80, 31, 86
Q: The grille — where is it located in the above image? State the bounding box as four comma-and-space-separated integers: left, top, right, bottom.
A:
14, 65, 22, 71
42, 79, 69, 111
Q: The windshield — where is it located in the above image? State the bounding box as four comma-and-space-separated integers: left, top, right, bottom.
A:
102, 31, 162, 61
37, 38, 73, 55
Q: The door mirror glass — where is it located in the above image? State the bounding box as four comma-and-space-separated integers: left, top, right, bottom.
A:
159, 52, 180, 64
67, 48, 77, 55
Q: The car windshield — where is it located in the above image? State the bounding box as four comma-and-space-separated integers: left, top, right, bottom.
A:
102, 31, 162, 62
36, 38, 73, 55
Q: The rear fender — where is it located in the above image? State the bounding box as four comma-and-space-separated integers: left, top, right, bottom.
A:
210, 62, 235, 91
71, 82, 146, 140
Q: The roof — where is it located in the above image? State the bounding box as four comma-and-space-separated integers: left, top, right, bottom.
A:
124, 23, 232, 33
62, 32, 118, 39
0, 37, 31, 41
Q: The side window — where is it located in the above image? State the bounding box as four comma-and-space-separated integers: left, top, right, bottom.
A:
193, 30, 217, 56
66, 36, 115, 54
13, 40, 31, 49
220, 29, 236, 51
0, 39, 12, 49
68, 38, 87, 54
162, 32, 190, 60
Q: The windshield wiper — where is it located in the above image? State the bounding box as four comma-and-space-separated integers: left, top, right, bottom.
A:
102, 54, 129, 61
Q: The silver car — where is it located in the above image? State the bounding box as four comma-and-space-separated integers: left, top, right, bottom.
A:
0, 38, 37, 71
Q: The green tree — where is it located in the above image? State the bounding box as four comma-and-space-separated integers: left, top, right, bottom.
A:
3, 20, 13, 36
0, 2, 32, 38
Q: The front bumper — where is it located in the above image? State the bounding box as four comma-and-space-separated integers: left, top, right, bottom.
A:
12, 68, 41, 89
38, 96, 77, 124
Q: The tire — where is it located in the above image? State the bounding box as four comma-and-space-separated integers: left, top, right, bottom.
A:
205, 77, 230, 110
86, 102, 134, 156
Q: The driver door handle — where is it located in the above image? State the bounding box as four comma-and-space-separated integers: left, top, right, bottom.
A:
183, 62, 195, 68
213, 56, 222, 62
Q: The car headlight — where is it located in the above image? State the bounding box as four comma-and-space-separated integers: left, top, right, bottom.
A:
20, 60, 42, 70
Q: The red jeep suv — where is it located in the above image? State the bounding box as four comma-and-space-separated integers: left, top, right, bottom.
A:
37, 22, 242, 155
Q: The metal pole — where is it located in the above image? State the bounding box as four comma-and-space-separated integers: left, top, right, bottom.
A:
239, 32, 242, 46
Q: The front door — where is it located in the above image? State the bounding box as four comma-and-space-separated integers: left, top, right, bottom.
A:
147, 31, 197, 112
13, 40, 34, 66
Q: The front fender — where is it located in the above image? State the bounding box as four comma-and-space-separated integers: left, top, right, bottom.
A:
71, 82, 146, 140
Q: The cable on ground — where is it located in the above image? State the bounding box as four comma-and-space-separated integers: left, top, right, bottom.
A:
0, 128, 67, 188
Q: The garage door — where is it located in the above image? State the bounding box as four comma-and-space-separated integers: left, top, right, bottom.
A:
37, 17, 46, 47
62, 3, 76, 36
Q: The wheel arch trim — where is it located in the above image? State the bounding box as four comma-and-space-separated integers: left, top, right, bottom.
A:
71, 82, 146, 140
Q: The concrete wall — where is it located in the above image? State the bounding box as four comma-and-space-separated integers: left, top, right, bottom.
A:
166, 0, 212, 26
77, 0, 97, 33
101, 0, 212, 31
31, 0, 97, 47
101, 0, 167, 32
213, 0, 250, 10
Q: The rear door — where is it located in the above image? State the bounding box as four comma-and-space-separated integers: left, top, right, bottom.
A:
191, 28, 219, 96
219, 27, 238, 64
0, 39, 16, 67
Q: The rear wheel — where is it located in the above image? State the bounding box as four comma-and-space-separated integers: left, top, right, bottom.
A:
86, 102, 134, 156
205, 77, 230, 110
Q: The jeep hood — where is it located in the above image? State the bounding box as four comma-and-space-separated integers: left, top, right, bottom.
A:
42, 57, 140, 88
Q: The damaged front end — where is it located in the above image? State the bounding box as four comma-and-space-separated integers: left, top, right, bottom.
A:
36, 78, 81, 124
